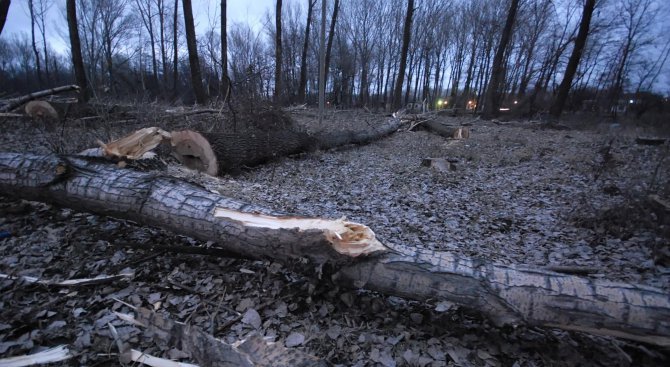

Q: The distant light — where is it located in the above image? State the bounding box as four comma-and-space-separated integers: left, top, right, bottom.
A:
513, 100, 518, 104
629, 99, 634, 104
437, 100, 443, 105
499, 107, 510, 111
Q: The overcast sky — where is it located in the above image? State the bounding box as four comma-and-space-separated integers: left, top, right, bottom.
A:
2, 0, 276, 51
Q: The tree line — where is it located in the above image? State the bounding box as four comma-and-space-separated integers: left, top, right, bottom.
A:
0, 0, 668, 118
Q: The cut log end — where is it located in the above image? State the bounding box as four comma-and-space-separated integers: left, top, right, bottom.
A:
98, 127, 171, 160
213, 208, 389, 257
171, 130, 219, 176
25, 100, 58, 120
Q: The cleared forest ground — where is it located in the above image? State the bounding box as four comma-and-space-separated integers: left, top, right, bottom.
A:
1, 110, 669, 366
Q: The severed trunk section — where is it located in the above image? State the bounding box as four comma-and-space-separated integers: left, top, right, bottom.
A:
0, 152, 669, 347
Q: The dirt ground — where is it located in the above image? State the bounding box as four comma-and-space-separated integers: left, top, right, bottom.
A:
0, 109, 669, 366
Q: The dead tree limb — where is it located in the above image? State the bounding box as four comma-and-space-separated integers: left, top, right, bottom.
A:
0, 152, 669, 347
0, 85, 80, 113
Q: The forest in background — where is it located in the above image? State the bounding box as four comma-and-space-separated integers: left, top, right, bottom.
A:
0, 0, 669, 119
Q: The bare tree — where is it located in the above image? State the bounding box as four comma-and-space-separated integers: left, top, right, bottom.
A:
28, 0, 43, 85
298, 0, 315, 102
66, 0, 89, 102
135, 0, 159, 85
0, 0, 9, 35
274, 0, 283, 103
172, 0, 179, 94
549, 0, 597, 118
220, 0, 229, 97
324, 0, 339, 90
182, 0, 207, 104
393, 0, 414, 109
482, 0, 519, 119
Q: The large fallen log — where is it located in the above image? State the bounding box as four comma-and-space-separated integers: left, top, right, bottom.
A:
0, 152, 669, 347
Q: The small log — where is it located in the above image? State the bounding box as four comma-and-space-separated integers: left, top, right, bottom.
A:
421, 157, 456, 172
170, 130, 219, 176
98, 127, 171, 160
24, 100, 58, 120
0, 85, 80, 112
423, 120, 470, 139
0, 345, 72, 367
636, 137, 667, 146
1, 152, 669, 347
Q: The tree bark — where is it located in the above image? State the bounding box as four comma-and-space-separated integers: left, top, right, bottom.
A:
298, 0, 315, 103
66, 0, 89, 103
482, 0, 519, 119
549, 0, 596, 118
393, 0, 414, 110
220, 0, 229, 98
172, 0, 179, 97
324, 0, 339, 90
274, 0, 283, 104
1, 152, 669, 347
0, 0, 9, 36
182, 0, 207, 104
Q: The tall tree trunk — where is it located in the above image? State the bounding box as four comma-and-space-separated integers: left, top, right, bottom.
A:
66, 0, 89, 102
274, 0, 283, 104
172, 0, 179, 96
158, 0, 168, 89
220, 0, 229, 97
549, 0, 596, 118
28, 0, 43, 86
393, 0, 414, 110
324, 0, 339, 90
0, 0, 9, 35
182, 0, 207, 104
482, 0, 519, 119
298, 0, 315, 103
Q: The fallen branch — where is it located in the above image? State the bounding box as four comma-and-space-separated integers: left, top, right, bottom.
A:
0, 271, 133, 287
0, 345, 72, 367
0, 85, 80, 113
1, 152, 669, 347
116, 307, 325, 366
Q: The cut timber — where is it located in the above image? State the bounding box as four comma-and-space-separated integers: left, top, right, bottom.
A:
0, 345, 72, 367
171, 130, 218, 176
423, 120, 470, 139
116, 307, 325, 366
0, 84, 80, 113
24, 101, 58, 120
98, 127, 171, 160
1, 152, 669, 347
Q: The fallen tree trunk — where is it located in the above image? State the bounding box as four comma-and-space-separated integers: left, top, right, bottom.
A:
1, 152, 669, 347
313, 116, 404, 150
0, 85, 80, 113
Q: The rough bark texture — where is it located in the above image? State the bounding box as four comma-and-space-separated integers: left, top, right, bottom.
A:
203, 129, 315, 173
393, 0, 414, 110
182, 0, 207, 104
324, 0, 339, 88
482, 0, 519, 119
1, 152, 669, 347
549, 0, 596, 118
66, 0, 88, 103
313, 116, 404, 150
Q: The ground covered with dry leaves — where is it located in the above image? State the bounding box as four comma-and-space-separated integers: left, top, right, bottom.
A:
1, 109, 669, 366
